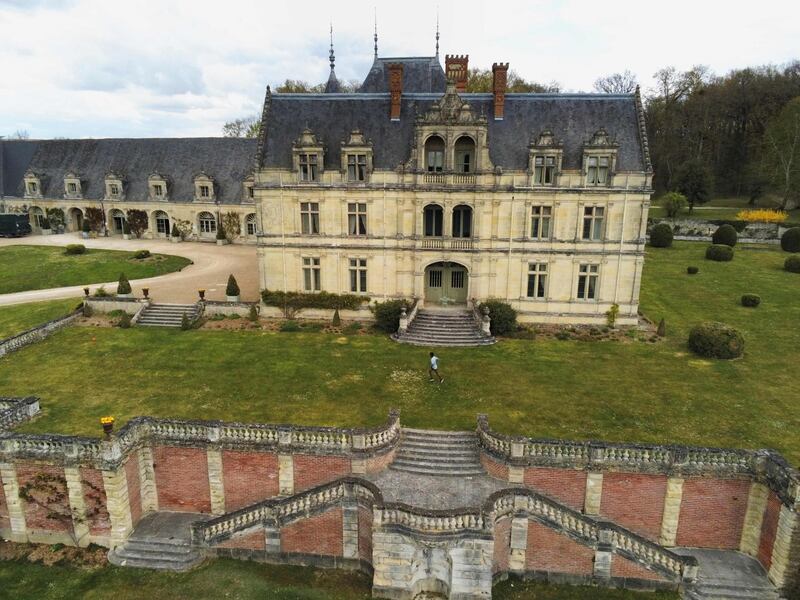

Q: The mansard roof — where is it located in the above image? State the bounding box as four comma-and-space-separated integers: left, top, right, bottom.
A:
258, 92, 648, 173
359, 57, 447, 93
1, 138, 256, 203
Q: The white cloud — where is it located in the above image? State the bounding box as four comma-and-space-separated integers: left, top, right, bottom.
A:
1, 0, 798, 138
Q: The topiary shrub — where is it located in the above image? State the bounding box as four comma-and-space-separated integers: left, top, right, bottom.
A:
118, 312, 132, 329
479, 299, 517, 336
226, 274, 240, 297
649, 223, 674, 248
132, 249, 151, 260
332, 308, 341, 327
216, 223, 226, 240
687, 266, 699, 275
711, 224, 738, 247
781, 227, 800, 253
116, 274, 132, 295
64, 244, 86, 255
657, 318, 666, 337
705, 244, 734, 262
741, 294, 761, 307
248, 305, 259, 322
171, 223, 181, 238
688, 321, 744, 359
785, 256, 800, 273
372, 299, 410, 333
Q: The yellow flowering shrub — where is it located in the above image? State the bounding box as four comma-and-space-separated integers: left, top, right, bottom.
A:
735, 209, 788, 223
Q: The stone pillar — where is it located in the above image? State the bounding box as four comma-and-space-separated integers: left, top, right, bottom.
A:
137, 446, 158, 513
342, 503, 359, 559
206, 449, 226, 515
659, 477, 684, 547
449, 538, 494, 599
584, 472, 603, 515
508, 466, 524, 484
509, 517, 528, 572
740, 482, 769, 556
264, 521, 281, 555
64, 467, 90, 547
278, 455, 294, 496
768, 505, 800, 589
102, 467, 133, 549
594, 527, 613, 579
0, 462, 27, 542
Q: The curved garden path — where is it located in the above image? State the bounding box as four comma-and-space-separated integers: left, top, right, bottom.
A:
0, 233, 258, 305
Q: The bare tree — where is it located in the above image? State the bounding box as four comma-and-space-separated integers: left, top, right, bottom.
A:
593, 70, 638, 94
8, 130, 30, 139
764, 97, 800, 209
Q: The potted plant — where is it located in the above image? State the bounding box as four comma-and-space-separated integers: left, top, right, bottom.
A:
142, 287, 149, 299
81, 219, 91, 239
122, 221, 131, 240
216, 222, 227, 245
170, 223, 181, 243
225, 274, 240, 302
117, 273, 133, 298
40, 217, 52, 235
101, 416, 115, 439
198, 289, 206, 301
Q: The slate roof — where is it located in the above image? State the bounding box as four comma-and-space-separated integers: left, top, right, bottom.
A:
259, 92, 648, 173
0, 138, 257, 204
360, 57, 447, 93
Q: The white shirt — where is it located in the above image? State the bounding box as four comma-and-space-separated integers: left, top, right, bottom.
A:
430, 356, 439, 369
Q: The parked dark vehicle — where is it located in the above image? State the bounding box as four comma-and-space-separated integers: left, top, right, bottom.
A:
0, 214, 32, 237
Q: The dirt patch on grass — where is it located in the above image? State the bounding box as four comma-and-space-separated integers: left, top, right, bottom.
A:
0, 540, 107, 569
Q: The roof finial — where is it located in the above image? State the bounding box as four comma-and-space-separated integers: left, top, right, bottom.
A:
373, 8, 378, 59
435, 10, 440, 58
329, 23, 335, 71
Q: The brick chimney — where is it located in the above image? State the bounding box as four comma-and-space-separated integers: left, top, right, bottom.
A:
492, 62, 509, 120
445, 54, 469, 92
388, 63, 404, 121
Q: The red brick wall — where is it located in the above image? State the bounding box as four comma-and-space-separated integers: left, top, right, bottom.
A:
611, 555, 667, 581
153, 446, 211, 513
80, 468, 110, 536
523, 467, 586, 511
16, 464, 71, 533
757, 491, 782, 570
365, 448, 396, 474
281, 508, 343, 556
124, 452, 143, 524
221, 450, 279, 511
525, 519, 594, 575
600, 473, 667, 542
493, 517, 511, 573
676, 478, 750, 548
481, 454, 509, 480
0, 471, 10, 531
292, 455, 351, 493
215, 529, 266, 551
358, 506, 373, 562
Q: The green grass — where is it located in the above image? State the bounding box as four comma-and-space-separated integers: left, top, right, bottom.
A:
0, 245, 192, 294
1, 242, 799, 463
649, 195, 800, 222
0, 298, 81, 339
0, 558, 676, 600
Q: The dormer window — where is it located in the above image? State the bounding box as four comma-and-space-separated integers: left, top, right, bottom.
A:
425, 136, 445, 172
63, 172, 83, 199
533, 156, 556, 184
248, 186, 254, 199
583, 128, 618, 187
529, 130, 563, 187
148, 173, 169, 201
23, 170, 43, 199
586, 157, 610, 185
105, 172, 125, 200
193, 172, 216, 202
293, 128, 324, 183
454, 136, 475, 173
28, 182, 38, 194
347, 154, 367, 181
200, 185, 210, 197
68, 183, 77, 193
299, 154, 318, 182
340, 130, 373, 183
154, 184, 164, 197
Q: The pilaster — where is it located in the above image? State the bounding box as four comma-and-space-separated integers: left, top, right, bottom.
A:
740, 482, 768, 556
207, 449, 226, 515
64, 467, 90, 546
508, 516, 528, 571
768, 505, 800, 589
137, 446, 158, 513
278, 454, 294, 496
659, 477, 684, 547
265, 521, 281, 554
584, 472, 603, 515
342, 503, 359, 559
0, 462, 27, 542
593, 527, 613, 579
508, 466, 524, 484
102, 467, 133, 549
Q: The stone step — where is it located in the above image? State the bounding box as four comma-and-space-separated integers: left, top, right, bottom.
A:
123, 539, 194, 554
688, 586, 780, 600
394, 309, 495, 348
137, 303, 199, 329
108, 540, 205, 572
398, 449, 480, 461
108, 552, 204, 572
402, 433, 477, 444
396, 337, 496, 347
388, 462, 486, 477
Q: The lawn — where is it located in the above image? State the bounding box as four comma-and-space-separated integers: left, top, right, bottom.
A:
1, 242, 799, 463
0, 245, 192, 294
0, 298, 81, 339
0, 555, 677, 600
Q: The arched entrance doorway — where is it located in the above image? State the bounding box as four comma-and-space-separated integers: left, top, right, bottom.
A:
424, 261, 468, 305
68, 208, 83, 232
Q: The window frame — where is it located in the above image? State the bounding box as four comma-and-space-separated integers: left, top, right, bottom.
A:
300, 202, 320, 235
199, 213, 217, 234
581, 205, 605, 241
302, 257, 321, 292
530, 205, 553, 240
347, 154, 368, 182
451, 205, 473, 238
423, 204, 444, 237
349, 258, 368, 293
526, 262, 548, 299
576, 263, 600, 301
347, 202, 367, 236
298, 153, 319, 182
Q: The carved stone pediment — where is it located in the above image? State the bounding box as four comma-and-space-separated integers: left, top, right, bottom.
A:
418, 81, 486, 125
294, 128, 321, 148
530, 129, 563, 149
585, 128, 618, 149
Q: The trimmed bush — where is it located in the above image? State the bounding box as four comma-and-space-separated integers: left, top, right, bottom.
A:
741, 294, 761, 308
649, 223, 674, 248
705, 244, 734, 262
711, 224, 738, 247
332, 308, 341, 327
93, 286, 110, 298
261, 289, 369, 314
64, 244, 86, 255
781, 227, 800, 253
226, 275, 240, 297
372, 299, 410, 333
248, 305, 259, 322
687, 266, 699, 275
216, 223, 226, 240
116, 274, 132, 295
132, 249, 151, 260
688, 322, 744, 359
785, 256, 800, 273
279, 320, 301, 332
118, 312, 132, 329
479, 299, 517, 336
171, 223, 181, 238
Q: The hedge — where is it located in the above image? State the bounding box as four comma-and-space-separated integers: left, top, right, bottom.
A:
649, 223, 674, 248
711, 224, 738, 247
705, 244, 734, 262
261, 289, 369, 312
372, 299, 411, 332
785, 256, 800, 274
132, 249, 151, 260
688, 322, 744, 359
479, 299, 517, 336
64, 244, 86, 255
781, 227, 800, 253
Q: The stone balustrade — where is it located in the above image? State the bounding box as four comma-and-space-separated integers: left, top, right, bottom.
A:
0, 310, 81, 359
0, 397, 40, 430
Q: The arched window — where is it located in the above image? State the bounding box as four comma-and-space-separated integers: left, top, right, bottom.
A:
452, 205, 472, 238
245, 213, 257, 236
153, 210, 170, 235
109, 208, 125, 233
198, 211, 216, 234
424, 136, 445, 172
423, 204, 443, 237
30, 207, 45, 228
454, 136, 475, 173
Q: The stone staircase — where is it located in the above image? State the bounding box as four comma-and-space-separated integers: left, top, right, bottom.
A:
678, 549, 781, 600
137, 303, 200, 328
390, 428, 485, 477
108, 512, 206, 571
394, 309, 496, 347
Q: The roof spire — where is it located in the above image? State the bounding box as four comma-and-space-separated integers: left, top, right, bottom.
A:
373, 9, 378, 59
329, 23, 335, 71
435, 10, 440, 58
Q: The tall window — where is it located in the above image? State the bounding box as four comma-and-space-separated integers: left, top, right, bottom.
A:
155, 212, 169, 234
586, 156, 610, 185
530, 206, 552, 239
347, 154, 367, 181
454, 136, 475, 173
576, 264, 599, 300
153, 184, 164, 197
67, 182, 77, 194
247, 186, 254, 199
27, 182, 38, 194
452, 205, 472, 238
245, 214, 257, 235
199, 185, 210, 198
533, 156, 556, 184
527, 263, 548, 299
32, 211, 45, 227
199, 212, 216, 233
348, 203, 367, 236
303, 257, 321, 292
349, 258, 367, 293
582, 206, 605, 240
424, 204, 443, 237
299, 153, 318, 182
425, 136, 444, 172
300, 202, 320, 235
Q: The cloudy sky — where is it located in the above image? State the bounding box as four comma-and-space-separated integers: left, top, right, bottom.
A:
1, 0, 798, 139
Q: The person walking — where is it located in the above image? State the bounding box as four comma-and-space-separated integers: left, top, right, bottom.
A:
429, 351, 444, 384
